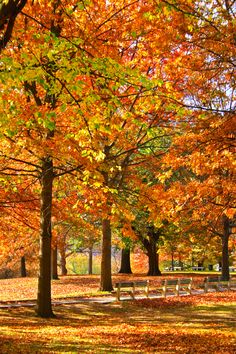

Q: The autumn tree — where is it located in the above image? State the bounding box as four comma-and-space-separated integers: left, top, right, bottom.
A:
0, 0, 87, 317
131, 208, 177, 276
150, 0, 236, 280
1, 0, 182, 309
118, 234, 133, 274
0, 182, 39, 278
58, 1, 190, 290
2, 0, 233, 313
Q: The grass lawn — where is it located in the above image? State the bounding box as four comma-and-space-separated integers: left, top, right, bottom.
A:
0, 275, 235, 353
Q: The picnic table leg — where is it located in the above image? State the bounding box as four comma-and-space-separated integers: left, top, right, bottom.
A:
117, 285, 121, 301
162, 285, 167, 298
176, 283, 180, 296
132, 283, 135, 300
145, 281, 149, 298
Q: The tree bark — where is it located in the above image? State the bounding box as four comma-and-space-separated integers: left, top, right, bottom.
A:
221, 215, 230, 281
60, 247, 67, 276
88, 246, 93, 275
20, 256, 27, 277
0, 0, 28, 50
147, 243, 161, 276
100, 218, 113, 291
118, 248, 132, 274
171, 251, 174, 270
144, 226, 162, 276
36, 157, 55, 318
51, 245, 59, 280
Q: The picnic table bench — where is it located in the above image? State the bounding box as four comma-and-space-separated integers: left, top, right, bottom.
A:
177, 277, 192, 295
161, 278, 192, 297
114, 278, 193, 300
204, 276, 236, 293
192, 266, 205, 271
165, 266, 183, 271
229, 277, 236, 289
161, 279, 179, 297
114, 280, 149, 301
204, 276, 221, 293
114, 276, 235, 301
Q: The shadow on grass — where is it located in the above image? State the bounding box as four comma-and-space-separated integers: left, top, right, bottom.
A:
0, 298, 235, 353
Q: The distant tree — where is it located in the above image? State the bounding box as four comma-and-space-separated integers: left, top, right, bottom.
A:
119, 248, 132, 274
132, 213, 163, 276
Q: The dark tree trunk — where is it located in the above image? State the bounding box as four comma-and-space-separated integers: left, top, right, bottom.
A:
133, 225, 162, 276
20, 256, 27, 277
51, 246, 59, 280
171, 251, 174, 270
178, 252, 183, 268
221, 215, 230, 281
118, 248, 132, 274
147, 243, 161, 276
0, 0, 28, 50
60, 246, 67, 276
146, 226, 161, 276
100, 218, 113, 291
88, 246, 93, 275
36, 157, 55, 318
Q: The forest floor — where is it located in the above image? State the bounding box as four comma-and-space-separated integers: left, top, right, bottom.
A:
0, 274, 235, 353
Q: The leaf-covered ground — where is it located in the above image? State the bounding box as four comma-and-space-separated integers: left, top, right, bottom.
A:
0, 275, 235, 353
0, 273, 212, 301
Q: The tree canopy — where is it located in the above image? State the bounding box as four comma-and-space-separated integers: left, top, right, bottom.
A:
0, 0, 235, 316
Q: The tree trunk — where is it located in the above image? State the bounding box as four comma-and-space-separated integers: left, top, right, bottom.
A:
51, 245, 59, 280
118, 248, 132, 274
100, 218, 113, 291
60, 246, 67, 276
221, 215, 230, 281
178, 252, 183, 268
20, 256, 27, 277
171, 251, 174, 270
0, 0, 28, 51
88, 246, 93, 275
36, 157, 55, 318
147, 243, 161, 276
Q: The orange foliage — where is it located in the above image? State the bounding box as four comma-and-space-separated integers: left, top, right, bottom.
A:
0, 1, 235, 300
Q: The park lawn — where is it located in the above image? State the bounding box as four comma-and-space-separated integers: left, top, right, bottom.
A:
0, 273, 213, 302
0, 275, 102, 301
0, 290, 235, 353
